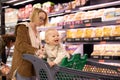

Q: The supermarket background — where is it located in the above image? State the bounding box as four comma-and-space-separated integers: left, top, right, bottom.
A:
0, 0, 120, 79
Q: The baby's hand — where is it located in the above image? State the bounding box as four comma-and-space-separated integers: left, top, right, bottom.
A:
48, 61, 56, 67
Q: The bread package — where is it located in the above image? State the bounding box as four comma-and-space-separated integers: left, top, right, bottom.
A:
76, 29, 84, 38
85, 11, 96, 19
95, 9, 105, 18
66, 14, 75, 22
112, 25, 120, 36
103, 26, 112, 37
66, 29, 77, 38
66, 29, 73, 38
73, 12, 84, 21
115, 8, 120, 20
115, 45, 120, 56
94, 27, 103, 37
102, 8, 116, 21
84, 28, 94, 38
91, 45, 105, 56
103, 45, 115, 56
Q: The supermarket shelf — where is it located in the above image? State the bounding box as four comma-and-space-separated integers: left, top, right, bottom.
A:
37, 26, 63, 31
88, 59, 120, 66
5, 18, 120, 28
61, 19, 120, 29
90, 20, 120, 27
91, 56, 120, 60
79, 1, 120, 11
48, 1, 120, 17
66, 36, 120, 43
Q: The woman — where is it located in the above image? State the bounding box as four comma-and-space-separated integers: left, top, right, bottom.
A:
8, 8, 48, 80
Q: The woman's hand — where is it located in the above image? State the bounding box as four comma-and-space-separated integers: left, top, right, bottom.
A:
36, 47, 45, 58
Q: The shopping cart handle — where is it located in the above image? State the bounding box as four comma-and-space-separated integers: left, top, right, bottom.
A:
22, 54, 56, 80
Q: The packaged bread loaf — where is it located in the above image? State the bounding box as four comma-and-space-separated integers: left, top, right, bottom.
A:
84, 28, 93, 38
76, 29, 84, 38
85, 11, 96, 19
95, 9, 105, 18
112, 25, 120, 36
103, 26, 112, 37
66, 29, 77, 38
115, 45, 120, 56
66, 29, 73, 38
115, 8, 120, 20
102, 8, 116, 21
103, 45, 114, 56
91, 45, 104, 56
74, 12, 84, 21
66, 13, 75, 22
94, 27, 103, 37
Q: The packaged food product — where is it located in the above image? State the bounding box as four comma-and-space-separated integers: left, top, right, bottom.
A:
85, 11, 96, 19
103, 45, 115, 56
112, 25, 120, 36
66, 14, 75, 22
74, 12, 84, 21
115, 45, 120, 56
76, 29, 84, 38
115, 8, 120, 20
66, 29, 77, 38
84, 28, 93, 38
91, 45, 105, 56
103, 26, 112, 37
95, 9, 105, 18
94, 27, 103, 37
102, 8, 116, 21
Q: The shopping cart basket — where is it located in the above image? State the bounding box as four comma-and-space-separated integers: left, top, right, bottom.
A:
23, 54, 120, 80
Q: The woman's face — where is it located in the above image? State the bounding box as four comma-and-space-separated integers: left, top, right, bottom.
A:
35, 12, 46, 26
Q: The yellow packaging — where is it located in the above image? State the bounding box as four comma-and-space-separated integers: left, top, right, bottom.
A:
76, 29, 84, 38
84, 28, 93, 38
94, 27, 103, 37
103, 26, 112, 37
112, 25, 120, 36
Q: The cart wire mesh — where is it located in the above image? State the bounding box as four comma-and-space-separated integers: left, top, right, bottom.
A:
23, 54, 120, 80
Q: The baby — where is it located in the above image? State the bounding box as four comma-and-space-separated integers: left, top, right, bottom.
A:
40, 28, 70, 67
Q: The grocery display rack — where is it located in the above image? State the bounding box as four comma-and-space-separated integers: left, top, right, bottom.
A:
23, 54, 120, 80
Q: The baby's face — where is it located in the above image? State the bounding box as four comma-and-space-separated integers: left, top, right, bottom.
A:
47, 30, 60, 45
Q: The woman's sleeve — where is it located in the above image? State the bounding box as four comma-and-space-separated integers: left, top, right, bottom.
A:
15, 24, 38, 54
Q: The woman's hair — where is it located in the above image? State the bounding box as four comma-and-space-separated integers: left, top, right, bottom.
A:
29, 8, 48, 26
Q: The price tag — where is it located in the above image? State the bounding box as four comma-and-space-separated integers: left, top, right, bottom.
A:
116, 20, 120, 23
100, 41, 106, 44
85, 23, 91, 26
99, 60, 104, 63
69, 25, 74, 28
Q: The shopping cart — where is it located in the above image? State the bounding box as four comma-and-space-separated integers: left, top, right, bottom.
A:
23, 54, 120, 80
